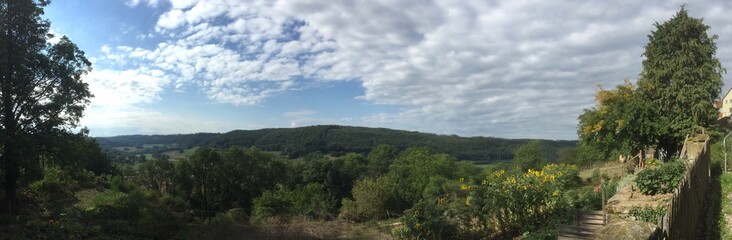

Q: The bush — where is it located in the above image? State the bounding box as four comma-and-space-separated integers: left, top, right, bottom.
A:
30, 166, 79, 206
251, 187, 294, 223
400, 200, 458, 240
635, 161, 685, 195
463, 164, 579, 236
251, 183, 337, 223
211, 208, 248, 225
339, 176, 399, 221
84, 188, 183, 238
630, 205, 666, 223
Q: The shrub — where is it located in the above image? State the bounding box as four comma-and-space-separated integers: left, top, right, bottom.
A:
630, 205, 666, 223
251, 187, 294, 223
251, 183, 337, 223
400, 200, 458, 240
464, 164, 579, 236
30, 166, 79, 206
211, 208, 248, 225
635, 161, 685, 195
290, 183, 336, 220
338, 176, 399, 221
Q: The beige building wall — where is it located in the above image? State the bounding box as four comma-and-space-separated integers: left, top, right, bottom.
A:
722, 89, 732, 118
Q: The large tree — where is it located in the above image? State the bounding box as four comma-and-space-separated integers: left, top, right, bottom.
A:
0, 0, 91, 213
636, 7, 725, 155
578, 81, 660, 160
512, 140, 548, 171
579, 7, 724, 160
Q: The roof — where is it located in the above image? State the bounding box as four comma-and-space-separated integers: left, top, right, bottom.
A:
723, 87, 732, 100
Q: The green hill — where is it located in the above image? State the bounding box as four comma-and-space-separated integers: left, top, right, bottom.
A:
96, 125, 577, 163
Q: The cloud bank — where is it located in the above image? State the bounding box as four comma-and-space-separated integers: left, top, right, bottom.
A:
89, 0, 732, 139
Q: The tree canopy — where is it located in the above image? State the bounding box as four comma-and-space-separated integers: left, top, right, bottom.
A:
578, 81, 660, 159
0, 0, 92, 213
636, 6, 725, 154
579, 7, 724, 159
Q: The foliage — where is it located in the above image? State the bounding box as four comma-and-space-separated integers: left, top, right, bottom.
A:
718, 173, 732, 239
630, 205, 667, 223
289, 183, 337, 220
339, 176, 399, 221
513, 140, 549, 171
635, 161, 686, 195
557, 147, 578, 165
635, 7, 725, 155
463, 164, 579, 236
251, 183, 337, 223
389, 147, 457, 211
137, 157, 174, 195
211, 208, 248, 225
48, 129, 115, 177
567, 181, 618, 211
300, 152, 367, 202
83, 188, 184, 238
559, 144, 606, 167
578, 7, 724, 160
251, 186, 295, 223
99, 125, 578, 162
30, 166, 79, 208
366, 144, 398, 177
400, 200, 458, 240
172, 147, 285, 214
578, 81, 659, 160
0, 0, 93, 213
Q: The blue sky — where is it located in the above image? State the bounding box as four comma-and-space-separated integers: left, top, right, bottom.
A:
43, 0, 732, 139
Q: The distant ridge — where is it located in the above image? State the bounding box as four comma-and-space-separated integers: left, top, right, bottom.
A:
96, 125, 577, 163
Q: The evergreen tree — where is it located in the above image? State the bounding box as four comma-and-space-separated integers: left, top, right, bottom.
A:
636, 6, 725, 155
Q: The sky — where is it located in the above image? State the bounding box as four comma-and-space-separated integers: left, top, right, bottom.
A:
42, 0, 732, 140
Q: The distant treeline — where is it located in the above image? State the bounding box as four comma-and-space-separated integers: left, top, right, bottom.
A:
96, 125, 577, 162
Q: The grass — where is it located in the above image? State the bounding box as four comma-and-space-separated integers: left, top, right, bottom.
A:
578, 161, 625, 180
719, 173, 732, 239
162, 147, 201, 160
74, 188, 103, 209
142, 143, 178, 149
172, 219, 395, 240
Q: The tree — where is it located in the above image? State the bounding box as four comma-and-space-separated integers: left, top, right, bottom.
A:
578, 81, 659, 160
339, 176, 399, 221
49, 128, 114, 177
366, 144, 398, 177
138, 158, 173, 195
513, 140, 548, 171
636, 6, 725, 156
388, 147, 456, 210
0, 0, 92, 213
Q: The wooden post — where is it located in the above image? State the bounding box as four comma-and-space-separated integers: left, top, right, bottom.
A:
601, 182, 606, 225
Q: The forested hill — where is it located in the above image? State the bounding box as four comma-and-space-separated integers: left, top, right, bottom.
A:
96, 125, 577, 162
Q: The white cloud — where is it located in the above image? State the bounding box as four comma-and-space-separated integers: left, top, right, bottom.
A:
126, 0, 161, 8
283, 109, 315, 127
105, 0, 732, 139
81, 105, 235, 136
157, 9, 186, 29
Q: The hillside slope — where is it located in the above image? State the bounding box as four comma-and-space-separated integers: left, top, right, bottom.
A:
97, 125, 577, 162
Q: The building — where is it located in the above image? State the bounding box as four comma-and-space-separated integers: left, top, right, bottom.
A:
720, 88, 732, 118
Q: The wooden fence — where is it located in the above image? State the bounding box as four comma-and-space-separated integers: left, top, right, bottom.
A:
661, 134, 710, 240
